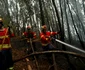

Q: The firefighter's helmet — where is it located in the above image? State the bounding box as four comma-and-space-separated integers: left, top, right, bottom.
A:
27, 26, 31, 30
41, 25, 47, 29
0, 18, 3, 22
0, 18, 3, 26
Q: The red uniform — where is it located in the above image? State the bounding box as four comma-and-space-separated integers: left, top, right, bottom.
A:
40, 31, 58, 46
23, 32, 36, 39
0, 27, 14, 70
23, 31, 37, 52
0, 28, 14, 50
40, 25, 59, 64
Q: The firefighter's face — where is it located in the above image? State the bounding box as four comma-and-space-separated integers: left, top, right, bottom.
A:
27, 28, 31, 32
0, 22, 3, 29
42, 28, 47, 33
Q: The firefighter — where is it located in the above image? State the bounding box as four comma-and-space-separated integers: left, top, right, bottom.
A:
40, 25, 60, 51
0, 18, 14, 70
40, 25, 60, 64
22, 26, 37, 53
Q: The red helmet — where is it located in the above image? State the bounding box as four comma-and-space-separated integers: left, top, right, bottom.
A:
27, 26, 31, 30
41, 25, 47, 29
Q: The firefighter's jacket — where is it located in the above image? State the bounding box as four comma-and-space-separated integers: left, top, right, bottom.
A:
40, 31, 58, 46
0, 28, 14, 50
23, 31, 36, 42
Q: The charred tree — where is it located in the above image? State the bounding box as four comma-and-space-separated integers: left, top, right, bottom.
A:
52, 0, 63, 41
67, 0, 85, 49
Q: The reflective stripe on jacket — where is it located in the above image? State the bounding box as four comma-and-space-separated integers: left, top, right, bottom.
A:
0, 28, 12, 50
0, 44, 11, 49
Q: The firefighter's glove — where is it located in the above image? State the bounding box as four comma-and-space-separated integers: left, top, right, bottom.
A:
46, 38, 49, 40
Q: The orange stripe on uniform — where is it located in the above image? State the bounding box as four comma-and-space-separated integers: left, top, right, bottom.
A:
0, 35, 9, 39
41, 35, 44, 38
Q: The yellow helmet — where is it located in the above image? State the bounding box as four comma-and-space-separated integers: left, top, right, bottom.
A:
41, 25, 47, 29
0, 18, 3, 26
0, 18, 3, 22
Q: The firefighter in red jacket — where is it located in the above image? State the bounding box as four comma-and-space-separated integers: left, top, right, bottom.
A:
0, 18, 14, 70
40, 25, 60, 64
40, 25, 59, 51
22, 26, 37, 53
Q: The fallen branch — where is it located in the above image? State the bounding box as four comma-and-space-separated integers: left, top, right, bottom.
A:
13, 50, 85, 63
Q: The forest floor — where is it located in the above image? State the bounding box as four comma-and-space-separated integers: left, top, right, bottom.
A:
11, 37, 85, 70
11, 37, 51, 70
